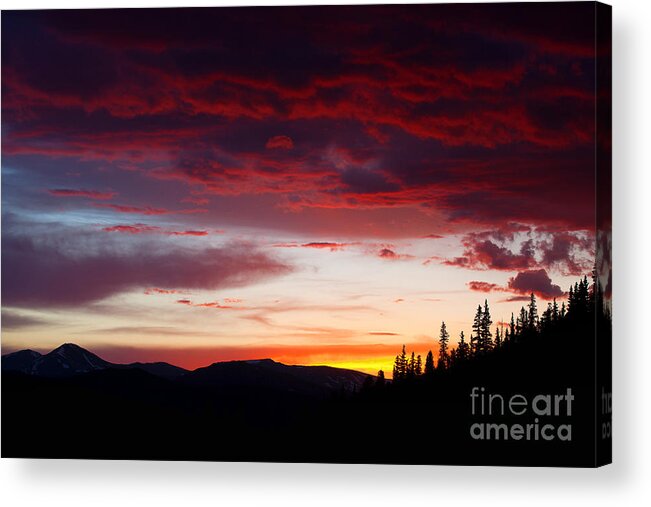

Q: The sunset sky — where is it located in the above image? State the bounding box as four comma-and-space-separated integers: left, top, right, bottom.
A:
1, 4, 605, 375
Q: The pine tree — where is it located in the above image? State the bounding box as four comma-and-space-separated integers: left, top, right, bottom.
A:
527, 293, 538, 332
580, 276, 590, 314
415, 354, 422, 376
471, 304, 483, 356
509, 312, 516, 340
424, 350, 435, 378
449, 348, 457, 368
518, 306, 528, 336
393, 345, 408, 382
457, 331, 470, 362
494, 326, 502, 348
482, 299, 493, 351
407, 351, 416, 379
376, 370, 385, 388
438, 321, 450, 370
541, 302, 552, 332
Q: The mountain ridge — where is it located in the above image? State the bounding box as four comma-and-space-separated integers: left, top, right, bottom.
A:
1, 343, 373, 393
2, 343, 186, 379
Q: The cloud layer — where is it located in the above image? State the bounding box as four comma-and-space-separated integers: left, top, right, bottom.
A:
2, 226, 292, 308
2, 4, 602, 237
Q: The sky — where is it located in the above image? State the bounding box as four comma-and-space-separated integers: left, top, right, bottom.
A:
1, 4, 608, 375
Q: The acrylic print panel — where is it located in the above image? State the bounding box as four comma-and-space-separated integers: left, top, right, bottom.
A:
1, 2, 612, 466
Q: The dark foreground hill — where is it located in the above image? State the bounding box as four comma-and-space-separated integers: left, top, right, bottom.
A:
2, 321, 609, 466
2, 344, 374, 462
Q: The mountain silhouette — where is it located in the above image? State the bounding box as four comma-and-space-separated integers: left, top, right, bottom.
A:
1, 349, 42, 374
1, 343, 187, 379
1, 343, 370, 391
182, 358, 369, 395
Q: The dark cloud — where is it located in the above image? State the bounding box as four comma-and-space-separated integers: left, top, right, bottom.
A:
1, 309, 49, 329
1, 227, 292, 308
468, 269, 564, 301
506, 269, 564, 300
442, 228, 593, 275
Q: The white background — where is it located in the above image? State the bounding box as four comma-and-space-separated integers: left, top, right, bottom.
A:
1, 0, 649, 505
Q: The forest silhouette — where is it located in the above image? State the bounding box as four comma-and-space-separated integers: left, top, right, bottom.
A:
376, 273, 610, 387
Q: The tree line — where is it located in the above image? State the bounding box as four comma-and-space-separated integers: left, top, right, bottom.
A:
383, 273, 609, 384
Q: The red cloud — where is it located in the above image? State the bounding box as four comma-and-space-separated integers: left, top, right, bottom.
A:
196, 301, 236, 309
2, 4, 603, 237
378, 248, 413, 261
144, 288, 188, 295
467, 281, 502, 293
103, 224, 161, 234
265, 135, 294, 150
175, 298, 246, 310
169, 230, 209, 236
273, 242, 356, 252
302, 242, 349, 250
48, 188, 116, 200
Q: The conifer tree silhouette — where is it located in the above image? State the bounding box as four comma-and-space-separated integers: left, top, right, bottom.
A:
481, 299, 493, 351
449, 348, 457, 367
518, 306, 528, 337
376, 370, 385, 388
438, 321, 450, 369
456, 331, 470, 362
471, 304, 483, 356
407, 351, 416, 379
494, 326, 502, 348
392, 345, 408, 382
527, 293, 538, 332
424, 350, 435, 378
